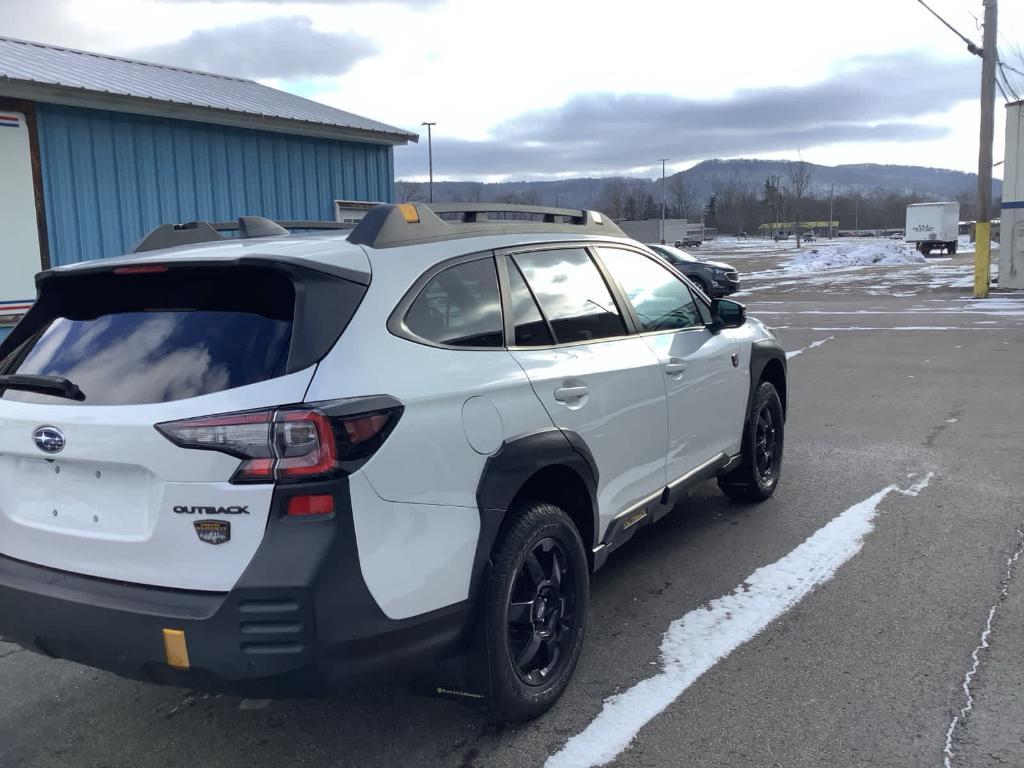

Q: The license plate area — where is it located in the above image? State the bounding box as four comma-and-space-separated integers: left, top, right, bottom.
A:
0, 455, 155, 540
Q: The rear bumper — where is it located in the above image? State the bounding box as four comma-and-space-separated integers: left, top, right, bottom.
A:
0, 478, 471, 696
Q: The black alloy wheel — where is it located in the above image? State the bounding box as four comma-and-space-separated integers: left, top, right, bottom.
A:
485, 501, 589, 722
718, 380, 784, 502
753, 402, 780, 485
506, 538, 577, 686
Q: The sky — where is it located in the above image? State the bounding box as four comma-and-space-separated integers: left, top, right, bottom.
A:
1, 0, 1022, 182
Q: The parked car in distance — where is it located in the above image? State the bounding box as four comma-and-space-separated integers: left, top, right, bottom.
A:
676, 235, 703, 248
648, 243, 740, 297
801, 231, 815, 242
0, 203, 784, 722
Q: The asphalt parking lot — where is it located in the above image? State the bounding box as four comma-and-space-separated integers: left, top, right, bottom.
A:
2, 239, 1023, 768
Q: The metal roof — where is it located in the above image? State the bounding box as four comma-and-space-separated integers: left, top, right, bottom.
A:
0, 36, 417, 145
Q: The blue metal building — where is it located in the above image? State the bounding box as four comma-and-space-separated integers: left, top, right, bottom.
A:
0, 36, 416, 339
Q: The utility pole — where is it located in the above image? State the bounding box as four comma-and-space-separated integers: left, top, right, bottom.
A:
974, 0, 997, 298
421, 121, 436, 203
659, 159, 669, 243
828, 184, 835, 238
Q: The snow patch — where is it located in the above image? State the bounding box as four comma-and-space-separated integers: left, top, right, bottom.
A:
783, 241, 927, 274
545, 474, 933, 768
786, 336, 835, 359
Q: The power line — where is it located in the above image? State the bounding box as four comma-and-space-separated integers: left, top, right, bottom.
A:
997, 62, 1019, 101
912, 0, 982, 56
994, 70, 1010, 101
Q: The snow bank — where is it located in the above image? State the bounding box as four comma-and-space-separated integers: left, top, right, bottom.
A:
782, 240, 926, 273
955, 235, 1000, 255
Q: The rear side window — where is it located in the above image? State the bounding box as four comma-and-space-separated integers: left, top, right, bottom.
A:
597, 247, 704, 332
512, 249, 626, 344
506, 261, 554, 347
405, 258, 503, 348
0, 266, 308, 406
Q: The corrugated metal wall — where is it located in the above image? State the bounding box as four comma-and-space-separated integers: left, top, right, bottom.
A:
35, 104, 395, 266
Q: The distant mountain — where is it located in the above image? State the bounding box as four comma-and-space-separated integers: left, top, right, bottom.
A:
400, 159, 1001, 210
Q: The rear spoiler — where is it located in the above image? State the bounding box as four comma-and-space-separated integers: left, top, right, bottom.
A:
132, 216, 353, 253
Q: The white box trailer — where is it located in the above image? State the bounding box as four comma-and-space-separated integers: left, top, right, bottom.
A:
618, 218, 706, 246
905, 202, 960, 255
0, 111, 43, 335
999, 100, 1023, 289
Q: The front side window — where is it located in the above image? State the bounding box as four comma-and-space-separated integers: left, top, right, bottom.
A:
405, 258, 503, 347
512, 249, 626, 344
597, 247, 704, 332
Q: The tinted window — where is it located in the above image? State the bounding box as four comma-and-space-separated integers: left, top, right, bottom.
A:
0, 267, 297, 406
513, 249, 626, 344
598, 247, 703, 332
3, 313, 291, 406
406, 258, 503, 347
507, 261, 554, 346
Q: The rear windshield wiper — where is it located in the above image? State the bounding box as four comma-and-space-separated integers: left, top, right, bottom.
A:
0, 374, 86, 401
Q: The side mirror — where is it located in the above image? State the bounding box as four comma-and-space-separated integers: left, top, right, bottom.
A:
711, 298, 746, 329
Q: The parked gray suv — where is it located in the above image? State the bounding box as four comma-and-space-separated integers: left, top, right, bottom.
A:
648, 244, 740, 297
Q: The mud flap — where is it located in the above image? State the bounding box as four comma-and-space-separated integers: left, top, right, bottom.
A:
409, 606, 494, 706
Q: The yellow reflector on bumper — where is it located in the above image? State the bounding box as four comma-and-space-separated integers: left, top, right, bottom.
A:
163, 628, 190, 670
398, 203, 420, 223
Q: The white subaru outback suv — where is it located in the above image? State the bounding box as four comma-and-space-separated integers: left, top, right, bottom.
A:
0, 203, 786, 721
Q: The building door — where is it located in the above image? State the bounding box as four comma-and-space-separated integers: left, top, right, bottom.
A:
0, 111, 42, 327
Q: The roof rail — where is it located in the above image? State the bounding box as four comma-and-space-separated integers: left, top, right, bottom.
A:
347, 202, 625, 249
132, 216, 353, 253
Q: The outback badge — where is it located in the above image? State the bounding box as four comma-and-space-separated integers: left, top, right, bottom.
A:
194, 520, 231, 546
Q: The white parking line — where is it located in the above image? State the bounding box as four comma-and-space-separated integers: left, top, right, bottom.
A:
545, 473, 934, 768
785, 336, 835, 359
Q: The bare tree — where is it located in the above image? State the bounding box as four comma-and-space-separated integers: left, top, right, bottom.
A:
788, 161, 813, 247
395, 181, 425, 203
667, 174, 695, 220
596, 178, 630, 220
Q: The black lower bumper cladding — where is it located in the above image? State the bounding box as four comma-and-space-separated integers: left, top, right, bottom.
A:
0, 477, 470, 697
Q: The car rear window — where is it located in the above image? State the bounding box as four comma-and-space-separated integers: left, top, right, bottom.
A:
0, 266, 302, 406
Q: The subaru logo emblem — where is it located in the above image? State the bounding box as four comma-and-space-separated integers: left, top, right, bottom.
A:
33, 425, 65, 454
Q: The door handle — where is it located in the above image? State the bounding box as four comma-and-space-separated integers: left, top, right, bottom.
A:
664, 360, 687, 376
554, 385, 588, 402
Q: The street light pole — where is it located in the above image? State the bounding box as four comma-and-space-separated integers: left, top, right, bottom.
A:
421, 121, 436, 203
658, 159, 669, 243
828, 183, 835, 239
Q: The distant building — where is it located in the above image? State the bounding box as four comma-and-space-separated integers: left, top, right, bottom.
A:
0, 36, 416, 335
758, 221, 839, 238
997, 99, 1022, 288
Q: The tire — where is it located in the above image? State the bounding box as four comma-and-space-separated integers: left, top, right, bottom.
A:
485, 501, 589, 722
949, 242, 958, 255
694, 277, 712, 297
718, 381, 784, 502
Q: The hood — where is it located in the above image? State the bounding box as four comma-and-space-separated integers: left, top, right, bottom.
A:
702, 260, 735, 271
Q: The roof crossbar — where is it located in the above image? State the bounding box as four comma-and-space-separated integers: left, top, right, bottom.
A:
132, 216, 353, 253
347, 202, 624, 249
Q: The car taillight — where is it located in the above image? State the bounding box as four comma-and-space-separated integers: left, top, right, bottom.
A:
156, 402, 401, 484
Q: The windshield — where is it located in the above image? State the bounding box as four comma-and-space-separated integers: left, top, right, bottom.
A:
652, 245, 700, 264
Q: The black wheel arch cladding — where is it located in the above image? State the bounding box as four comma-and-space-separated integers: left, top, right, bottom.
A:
473, 428, 599, 597
748, 339, 787, 420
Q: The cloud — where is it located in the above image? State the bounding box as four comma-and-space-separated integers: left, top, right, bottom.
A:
395, 52, 979, 179
137, 16, 376, 79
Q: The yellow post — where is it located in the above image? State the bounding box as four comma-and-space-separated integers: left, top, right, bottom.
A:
974, 221, 991, 298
